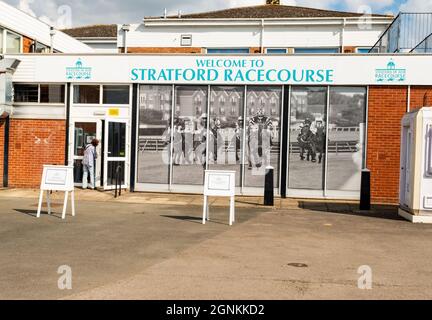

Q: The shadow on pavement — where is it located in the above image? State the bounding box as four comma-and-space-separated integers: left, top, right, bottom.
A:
161, 215, 231, 226
14, 209, 63, 219
299, 201, 403, 221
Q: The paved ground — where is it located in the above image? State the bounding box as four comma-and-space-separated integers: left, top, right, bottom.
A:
1, 189, 432, 300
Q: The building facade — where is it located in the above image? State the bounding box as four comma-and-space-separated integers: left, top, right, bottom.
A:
2, 53, 432, 205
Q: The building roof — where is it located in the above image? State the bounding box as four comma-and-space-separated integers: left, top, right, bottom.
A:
62, 24, 117, 38
147, 4, 392, 19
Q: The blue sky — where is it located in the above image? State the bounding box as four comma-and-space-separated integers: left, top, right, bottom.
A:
3, 0, 432, 27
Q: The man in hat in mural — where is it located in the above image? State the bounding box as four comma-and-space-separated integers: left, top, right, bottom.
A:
194, 113, 209, 167
247, 108, 274, 169
234, 116, 244, 163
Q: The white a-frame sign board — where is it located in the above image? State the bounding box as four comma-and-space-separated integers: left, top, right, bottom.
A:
37, 165, 75, 220
203, 170, 236, 226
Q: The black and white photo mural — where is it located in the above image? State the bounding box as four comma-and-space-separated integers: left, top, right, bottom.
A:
289, 87, 327, 190
327, 87, 366, 192
136, 84, 365, 196
171, 86, 209, 186
208, 86, 245, 186
244, 86, 282, 188
288, 86, 366, 193
137, 85, 172, 184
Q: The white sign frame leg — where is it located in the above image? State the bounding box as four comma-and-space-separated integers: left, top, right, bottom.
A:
37, 189, 75, 220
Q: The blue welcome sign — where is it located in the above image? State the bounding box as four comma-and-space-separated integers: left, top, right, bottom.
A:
375, 59, 406, 82
66, 59, 92, 80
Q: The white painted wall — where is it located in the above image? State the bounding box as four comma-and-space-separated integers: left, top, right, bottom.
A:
118, 18, 392, 50
82, 41, 118, 53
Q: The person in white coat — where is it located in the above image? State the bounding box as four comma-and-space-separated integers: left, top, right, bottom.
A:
82, 139, 99, 189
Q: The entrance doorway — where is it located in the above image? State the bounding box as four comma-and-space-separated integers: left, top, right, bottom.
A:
70, 119, 129, 190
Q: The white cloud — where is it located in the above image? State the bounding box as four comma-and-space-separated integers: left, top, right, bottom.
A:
343, 0, 394, 11
400, 0, 432, 12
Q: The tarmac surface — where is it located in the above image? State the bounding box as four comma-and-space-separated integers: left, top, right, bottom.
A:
1, 188, 432, 300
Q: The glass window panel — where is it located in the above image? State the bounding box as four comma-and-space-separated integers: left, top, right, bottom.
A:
172, 86, 208, 185
14, 84, 38, 103
108, 122, 126, 157
35, 42, 49, 53
5, 31, 21, 53
326, 87, 366, 192
40, 84, 65, 103
73, 85, 100, 104
73, 159, 84, 184
288, 87, 327, 190
0, 29, 3, 53
107, 161, 125, 186
267, 48, 287, 54
244, 86, 282, 188
74, 122, 97, 156
208, 86, 245, 187
103, 85, 130, 104
207, 48, 249, 54
294, 48, 339, 53
137, 85, 173, 184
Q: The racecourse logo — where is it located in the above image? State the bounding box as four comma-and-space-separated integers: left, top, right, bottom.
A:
66, 59, 92, 80
375, 59, 406, 83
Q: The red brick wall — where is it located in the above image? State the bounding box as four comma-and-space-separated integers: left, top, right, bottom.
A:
367, 86, 408, 204
0, 119, 4, 185
8, 119, 66, 188
124, 47, 203, 54
410, 86, 432, 111
23, 36, 34, 53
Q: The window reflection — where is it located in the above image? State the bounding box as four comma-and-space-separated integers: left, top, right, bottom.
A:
289, 87, 327, 190
244, 86, 282, 188
137, 85, 172, 184
172, 86, 208, 185
208, 86, 244, 186
327, 87, 366, 191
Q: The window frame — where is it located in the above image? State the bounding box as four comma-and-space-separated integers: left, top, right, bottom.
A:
72, 84, 132, 106
13, 83, 66, 105
3, 29, 23, 54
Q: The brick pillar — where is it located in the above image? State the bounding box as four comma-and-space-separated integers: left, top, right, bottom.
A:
8, 119, 66, 188
367, 86, 408, 204
410, 86, 432, 111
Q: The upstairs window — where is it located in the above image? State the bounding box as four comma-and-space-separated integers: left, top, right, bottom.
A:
294, 47, 340, 54
5, 30, 21, 53
0, 28, 3, 53
266, 48, 288, 54
207, 48, 249, 54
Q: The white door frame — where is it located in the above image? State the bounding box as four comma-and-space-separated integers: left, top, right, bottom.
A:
69, 119, 103, 188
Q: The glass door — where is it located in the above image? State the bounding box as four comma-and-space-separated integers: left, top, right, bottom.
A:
71, 121, 102, 187
103, 120, 128, 190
